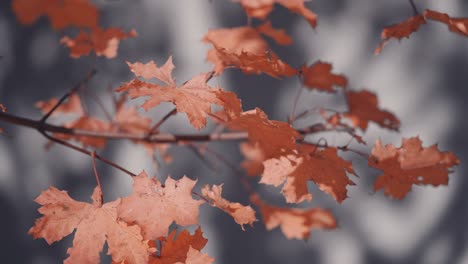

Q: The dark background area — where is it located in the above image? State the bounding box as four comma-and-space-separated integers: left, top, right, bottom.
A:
0, 0, 467, 263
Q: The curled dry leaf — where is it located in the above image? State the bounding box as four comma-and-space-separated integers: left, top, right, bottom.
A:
117, 171, 204, 240
29, 186, 149, 264
228, 108, 300, 159
235, 0, 317, 28
424, 9, 468, 37
256, 21, 293, 45
203, 26, 296, 77
117, 56, 242, 129
35, 93, 85, 116
374, 14, 426, 55
301, 61, 347, 92
148, 227, 212, 264
369, 137, 460, 199
61, 28, 137, 59
251, 195, 336, 240
12, 0, 98, 30
344, 90, 400, 131
202, 184, 257, 230
262, 146, 356, 203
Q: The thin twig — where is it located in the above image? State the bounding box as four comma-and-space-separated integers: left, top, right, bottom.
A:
148, 108, 177, 135
91, 151, 104, 203
40, 69, 97, 123
288, 77, 305, 124
409, 0, 419, 15
41, 131, 137, 177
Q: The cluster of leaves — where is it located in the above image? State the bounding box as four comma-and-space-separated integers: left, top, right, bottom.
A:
1, 0, 464, 263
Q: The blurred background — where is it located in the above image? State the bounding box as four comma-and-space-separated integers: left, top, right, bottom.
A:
1, 0, 467, 263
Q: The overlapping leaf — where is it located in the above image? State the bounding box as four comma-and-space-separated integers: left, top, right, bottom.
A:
251, 195, 336, 239
203, 27, 297, 77
148, 227, 213, 264
117, 171, 204, 240
29, 186, 149, 264
117, 56, 242, 129
344, 90, 400, 131
261, 146, 356, 203
369, 137, 459, 199
202, 184, 257, 229
61, 28, 137, 59
228, 108, 300, 159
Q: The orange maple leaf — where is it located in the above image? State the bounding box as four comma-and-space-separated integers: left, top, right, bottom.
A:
344, 90, 400, 131
61, 27, 137, 59
228, 108, 300, 159
12, 0, 98, 30
235, 0, 317, 28
424, 9, 468, 37
202, 184, 257, 230
148, 227, 213, 264
262, 146, 356, 203
301, 61, 347, 92
369, 137, 460, 199
240, 142, 266, 176
117, 171, 204, 240
117, 57, 242, 129
251, 195, 336, 239
374, 14, 426, 55
29, 186, 149, 264
35, 93, 84, 116
203, 26, 297, 77
256, 21, 293, 45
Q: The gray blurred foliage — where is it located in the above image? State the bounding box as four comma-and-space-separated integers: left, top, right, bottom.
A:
1, 0, 468, 263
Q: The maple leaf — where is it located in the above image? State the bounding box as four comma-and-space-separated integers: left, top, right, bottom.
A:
35, 93, 85, 116
424, 9, 468, 37
240, 142, 266, 176
262, 146, 356, 203
117, 57, 242, 129
228, 108, 300, 159
148, 227, 213, 264
256, 21, 293, 45
301, 61, 347, 92
12, 0, 98, 30
369, 137, 460, 199
183, 246, 215, 264
29, 186, 149, 264
203, 26, 297, 77
375, 14, 426, 55
117, 171, 204, 240
235, 0, 317, 28
202, 184, 257, 230
61, 27, 137, 59
251, 195, 336, 239
344, 90, 400, 131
